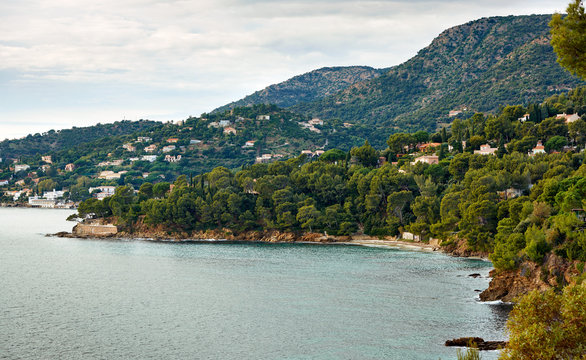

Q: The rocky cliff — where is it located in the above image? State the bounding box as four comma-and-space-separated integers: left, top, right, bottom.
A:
479, 254, 582, 302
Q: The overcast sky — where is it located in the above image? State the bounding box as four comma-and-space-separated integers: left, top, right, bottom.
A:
0, 0, 571, 140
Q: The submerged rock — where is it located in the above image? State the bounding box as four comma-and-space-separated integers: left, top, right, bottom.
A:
445, 337, 507, 351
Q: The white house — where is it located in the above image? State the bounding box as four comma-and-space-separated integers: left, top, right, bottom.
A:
141, 155, 157, 162
162, 145, 176, 153
14, 164, 30, 173
0, 180, 8, 186
531, 141, 546, 155
164, 155, 182, 163
144, 144, 157, 152
43, 189, 65, 201
308, 118, 323, 126
474, 144, 498, 155
411, 155, 439, 165
137, 136, 152, 142
256, 115, 270, 120
242, 140, 256, 148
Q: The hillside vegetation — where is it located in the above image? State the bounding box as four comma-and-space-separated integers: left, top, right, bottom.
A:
213, 66, 384, 113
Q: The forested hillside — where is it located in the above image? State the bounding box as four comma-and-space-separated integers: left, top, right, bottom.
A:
294, 15, 585, 133
215, 15, 585, 146
0, 120, 160, 159
213, 66, 384, 113
73, 87, 586, 299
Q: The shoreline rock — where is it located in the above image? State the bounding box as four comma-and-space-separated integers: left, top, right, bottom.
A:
445, 337, 508, 351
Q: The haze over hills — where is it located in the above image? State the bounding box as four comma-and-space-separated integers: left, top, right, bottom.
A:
217, 15, 585, 133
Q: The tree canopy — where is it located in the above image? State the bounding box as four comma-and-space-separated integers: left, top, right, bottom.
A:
550, 0, 586, 79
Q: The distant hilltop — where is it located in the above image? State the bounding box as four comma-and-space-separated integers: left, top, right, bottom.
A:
216, 14, 585, 133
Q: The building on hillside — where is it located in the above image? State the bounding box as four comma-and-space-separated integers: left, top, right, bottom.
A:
14, 164, 30, 173
518, 113, 530, 122
41, 155, 52, 164
449, 110, 462, 117
98, 160, 123, 167
0, 180, 9, 186
98, 171, 127, 180
164, 154, 182, 163
343, 122, 353, 128
223, 127, 237, 135
137, 136, 152, 142
141, 155, 157, 162
256, 115, 270, 121
144, 144, 157, 152
65, 163, 75, 172
308, 118, 323, 126
166, 138, 179, 143
162, 145, 176, 153
190, 139, 202, 145
43, 189, 65, 200
314, 150, 325, 157
556, 113, 581, 123
401, 232, 420, 241
255, 154, 273, 164
474, 144, 498, 155
219, 120, 231, 127
411, 155, 439, 165
417, 142, 442, 152
242, 140, 256, 148
89, 186, 116, 196
122, 143, 136, 152
531, 141, 546, 155
301, 150, 314, 157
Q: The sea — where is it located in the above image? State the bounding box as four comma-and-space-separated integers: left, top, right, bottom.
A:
0, 208, 510, 360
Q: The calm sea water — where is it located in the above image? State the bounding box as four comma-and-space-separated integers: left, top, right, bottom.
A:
0, 208, 510, 360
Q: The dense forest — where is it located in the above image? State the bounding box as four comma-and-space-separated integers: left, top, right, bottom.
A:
73, 86, 586, 273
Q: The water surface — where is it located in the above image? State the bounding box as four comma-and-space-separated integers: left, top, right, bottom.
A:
0, 208, 509, 359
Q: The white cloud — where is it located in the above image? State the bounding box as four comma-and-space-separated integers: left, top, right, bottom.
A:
0, 0, 572, 139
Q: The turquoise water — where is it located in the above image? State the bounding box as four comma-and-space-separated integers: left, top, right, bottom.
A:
0, 208, 509, 359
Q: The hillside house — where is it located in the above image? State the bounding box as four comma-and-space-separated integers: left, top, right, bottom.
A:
42, 155, 52, 164
417, 142, 441, 152
223, 127, 237, 135
43, 189, 65, 200
242, 140, 256, 148
474, 144, 498, 155
164, 155, 182, 163
137, 136, 152, 142
256, 115, 270, 120
65, 163, 75, 172
98, 160, 123, 167
0, 180, 8, 186
556, 113, 581, 123
531, 141, 546, 155
144, 144, 157, 152
166, 138, 179, 143
122, 143, 136, 152
208, 121, 221, 128
518, 113, 530, 122
411, 155, 439, 165
449, 110, 462, 117
308, 118, 323, 126
14, 164, 30, 173
141, 155, 157, 162
219, 120, 231, 127
98, 171, 127, 180
162, 145, 176, 153
255, 154, 273, 164
343, 122, 353, 128
190, 139, 202, 145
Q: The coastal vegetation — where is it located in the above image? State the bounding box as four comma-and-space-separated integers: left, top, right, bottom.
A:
71, 88, 586, 276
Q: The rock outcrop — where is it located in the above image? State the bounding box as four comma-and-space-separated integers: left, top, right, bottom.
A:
480, 254, 581, 302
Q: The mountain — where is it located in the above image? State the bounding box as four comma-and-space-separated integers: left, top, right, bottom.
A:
212, 66, 384, 113
217, 15, 585, 136
0, 120, 161, 160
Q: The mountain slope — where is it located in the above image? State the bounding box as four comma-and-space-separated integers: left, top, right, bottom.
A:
292, 15, 585, 132
213, 66, 384, 113
0, 120, 161, 160
216, 15, 584, 134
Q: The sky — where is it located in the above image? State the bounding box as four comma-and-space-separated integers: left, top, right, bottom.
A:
0, 0, 572, 140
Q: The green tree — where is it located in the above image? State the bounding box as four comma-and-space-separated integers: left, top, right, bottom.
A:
499, 282, 586, 360
550, 0, 586, 80
350, 140, 378, 167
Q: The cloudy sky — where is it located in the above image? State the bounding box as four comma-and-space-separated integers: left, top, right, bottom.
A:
0, 0, 571, 140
